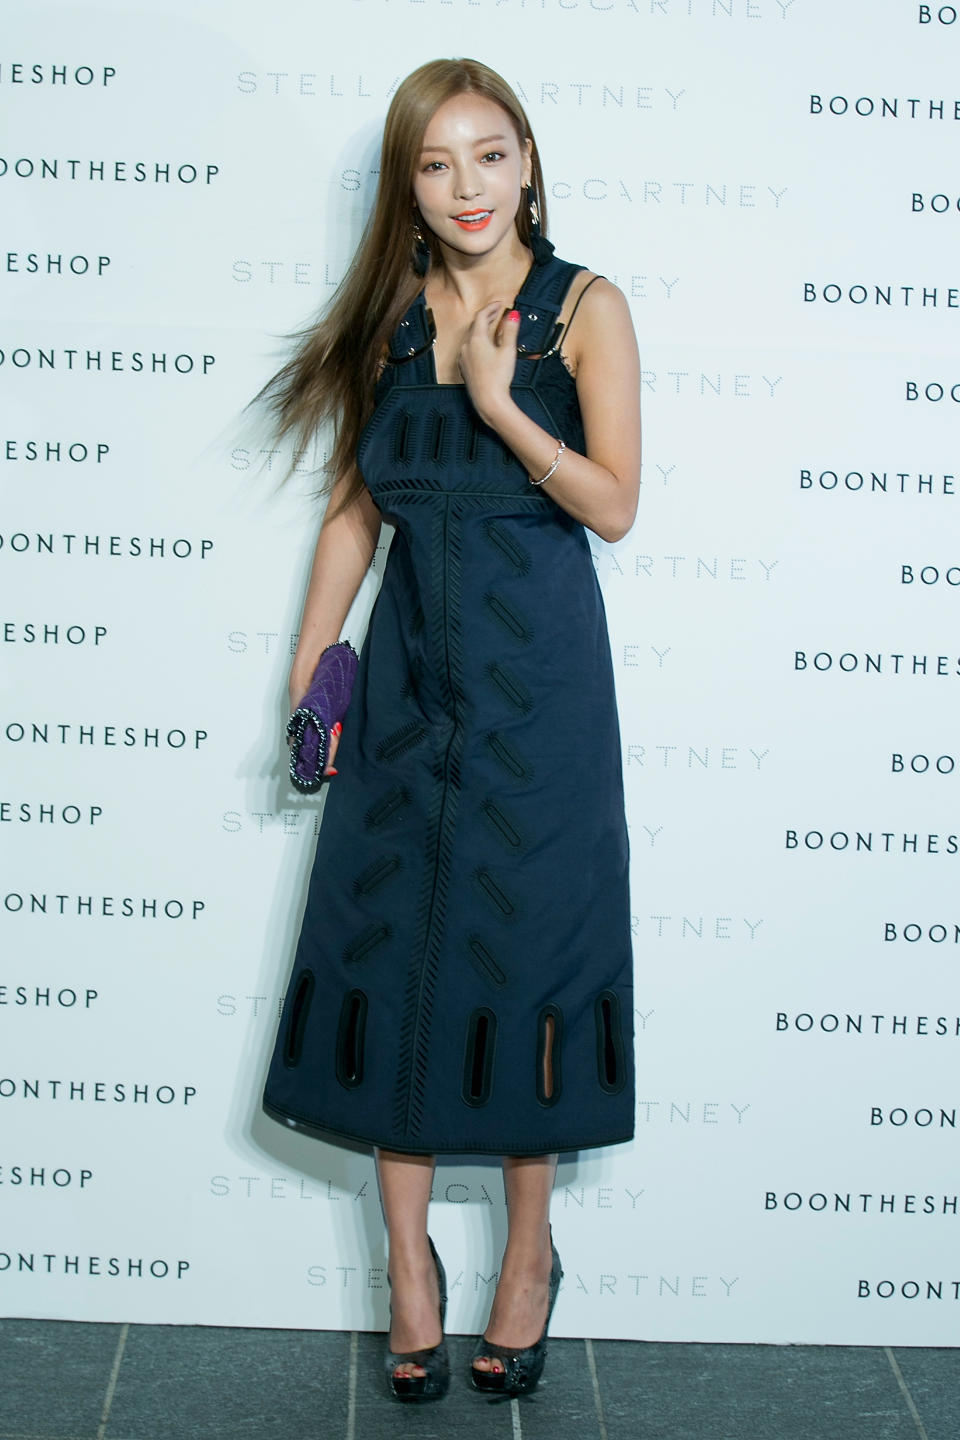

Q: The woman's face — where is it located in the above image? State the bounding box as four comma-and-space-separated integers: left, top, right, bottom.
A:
412, 92, 533, 261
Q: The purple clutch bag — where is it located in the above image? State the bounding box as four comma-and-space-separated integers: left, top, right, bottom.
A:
286, 640, 359, 793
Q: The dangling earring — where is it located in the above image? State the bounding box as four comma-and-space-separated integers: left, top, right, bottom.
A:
411, 211, 430, 277
525, 185, 554, 264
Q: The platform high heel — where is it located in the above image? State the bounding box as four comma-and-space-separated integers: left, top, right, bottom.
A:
384, 1236, 450, 1402
470, 1237, 563, 1396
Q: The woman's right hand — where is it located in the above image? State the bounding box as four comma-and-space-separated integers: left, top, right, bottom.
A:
458, 302, 520, 427
325, 723, 342, 775
287, 679, 342, 776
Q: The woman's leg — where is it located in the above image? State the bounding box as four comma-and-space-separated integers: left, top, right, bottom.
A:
376, 1148, 440, 1378
472, 1152, 558, 1374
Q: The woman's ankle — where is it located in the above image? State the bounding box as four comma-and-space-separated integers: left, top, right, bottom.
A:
500, 1228, 553, 1274
387, 1238, 435, 1282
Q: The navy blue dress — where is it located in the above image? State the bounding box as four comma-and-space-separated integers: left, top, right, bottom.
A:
263, 254, 635, 1154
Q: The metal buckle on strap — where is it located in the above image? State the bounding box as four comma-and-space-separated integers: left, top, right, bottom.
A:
517, 319, 564, 359
385, 307, 437, 365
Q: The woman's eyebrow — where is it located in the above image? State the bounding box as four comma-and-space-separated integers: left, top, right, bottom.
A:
419, 133, 509, 155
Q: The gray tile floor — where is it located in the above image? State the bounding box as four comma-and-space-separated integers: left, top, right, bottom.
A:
0, 1319, 955, 1440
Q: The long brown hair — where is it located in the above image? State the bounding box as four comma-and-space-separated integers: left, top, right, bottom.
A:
257, 58, 547, 513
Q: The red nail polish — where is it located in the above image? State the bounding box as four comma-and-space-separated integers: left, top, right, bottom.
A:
508, 310, 520, 323
327, 767, 338, 776
332, 722, 342, 735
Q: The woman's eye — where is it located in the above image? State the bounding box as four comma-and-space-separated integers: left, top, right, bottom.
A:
422, 160, 446, 173
480, 151, 505, 163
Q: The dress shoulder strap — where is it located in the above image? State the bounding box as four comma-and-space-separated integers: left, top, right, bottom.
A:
514, 256, 585, 361
379, 292, 436, 387
516, 255, 584, 308
556, 273, 604, 363
565, 274, 603, 332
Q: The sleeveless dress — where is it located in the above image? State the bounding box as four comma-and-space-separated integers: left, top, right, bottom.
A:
263, 253, 635, 1155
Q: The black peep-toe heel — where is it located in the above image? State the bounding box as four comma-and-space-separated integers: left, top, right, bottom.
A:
385, 1236, 450, 1402
471, 1237, 563, 1396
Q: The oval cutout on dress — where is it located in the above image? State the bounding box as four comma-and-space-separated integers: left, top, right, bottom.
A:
430, 412, 447, 464
336, 989, 368, 1088
595, 990, 627, 1094
462, 1006, 498, 1106
282, 969, 315, 1069
536, 1004, 563, 1107
393, 411, 411, 464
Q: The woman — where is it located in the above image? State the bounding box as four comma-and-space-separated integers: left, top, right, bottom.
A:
260, 58, 641, 1401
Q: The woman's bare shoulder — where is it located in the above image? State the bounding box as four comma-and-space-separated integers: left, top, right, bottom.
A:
559, 272, 635, 375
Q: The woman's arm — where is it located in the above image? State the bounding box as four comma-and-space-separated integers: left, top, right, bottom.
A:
288, 469, 382, 710
458, 279, 642, 543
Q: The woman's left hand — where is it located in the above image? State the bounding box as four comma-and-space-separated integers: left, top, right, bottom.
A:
457, 303, 520, 424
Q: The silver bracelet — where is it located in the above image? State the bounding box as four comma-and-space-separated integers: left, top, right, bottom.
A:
529, 440, 565, 487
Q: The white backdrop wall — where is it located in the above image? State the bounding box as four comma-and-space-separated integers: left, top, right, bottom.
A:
1, 0, 958, 1344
